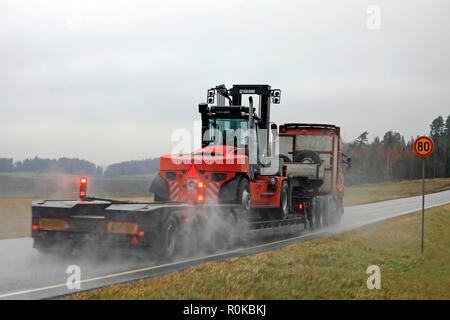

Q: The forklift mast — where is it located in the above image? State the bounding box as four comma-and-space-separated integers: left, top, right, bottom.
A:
199, 84, 281, 152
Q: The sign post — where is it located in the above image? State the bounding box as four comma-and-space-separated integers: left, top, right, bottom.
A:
413, 136, 434, 253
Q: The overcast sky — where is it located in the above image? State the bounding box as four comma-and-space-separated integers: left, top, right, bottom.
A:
0, 0, 449, 166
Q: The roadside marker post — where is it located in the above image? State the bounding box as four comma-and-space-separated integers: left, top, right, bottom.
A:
413, 136, 434, 253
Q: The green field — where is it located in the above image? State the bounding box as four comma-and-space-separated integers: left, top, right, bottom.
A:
0, 172, 155, 199
0, 172, 155, 180
70, 204, 450, 300
344, 178, 450, 206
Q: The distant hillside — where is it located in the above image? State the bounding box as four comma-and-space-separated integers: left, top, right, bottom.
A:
0, 157, 102, 175
104, 158, 160, 177
0, 157, 160, 177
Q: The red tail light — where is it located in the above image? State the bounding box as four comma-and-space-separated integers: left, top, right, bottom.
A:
80, 177, 88, 200
298, 203, 303, 210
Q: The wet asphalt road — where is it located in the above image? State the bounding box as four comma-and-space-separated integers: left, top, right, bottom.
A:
0, 190, 449, 300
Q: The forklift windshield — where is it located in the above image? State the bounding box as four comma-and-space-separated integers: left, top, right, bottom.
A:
208, 118, 250, 148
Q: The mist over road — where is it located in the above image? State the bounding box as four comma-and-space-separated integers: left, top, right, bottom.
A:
0, 190, 449, 300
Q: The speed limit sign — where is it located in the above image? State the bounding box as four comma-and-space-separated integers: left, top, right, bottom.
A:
414, 135, 434, 254
414, 136, 434, 158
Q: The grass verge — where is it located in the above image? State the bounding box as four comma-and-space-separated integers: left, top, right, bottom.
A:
69, 204, 450, 300
344, 178, 450, 206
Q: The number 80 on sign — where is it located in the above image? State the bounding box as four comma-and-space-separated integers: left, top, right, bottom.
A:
414, 136, 434, 158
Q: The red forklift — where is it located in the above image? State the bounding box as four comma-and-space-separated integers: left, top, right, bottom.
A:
31, 84, 349, 257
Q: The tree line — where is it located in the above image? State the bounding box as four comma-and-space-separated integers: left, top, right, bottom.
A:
345, 114, 450, 185
0, 157, 104, 175
103, 159, 159, 177
0, 156, 160, 176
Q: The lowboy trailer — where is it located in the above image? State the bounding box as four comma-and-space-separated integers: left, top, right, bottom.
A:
31, 84, 350, 258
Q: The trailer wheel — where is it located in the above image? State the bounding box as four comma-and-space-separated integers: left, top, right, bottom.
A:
237, 178, 251, 214
160, 215, 179, 259
321, 199, 330, 228
328, 198, 342, 226
221, 210, 241, 249
272, 180, 289, 220
306, 204, 315, 229
309, 198, 323, 229
34, 239, 75, 257
34, 240, 53, 254
305, 198, 316, 229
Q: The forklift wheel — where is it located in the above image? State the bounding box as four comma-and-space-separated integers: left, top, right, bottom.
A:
273, 180, 289, 220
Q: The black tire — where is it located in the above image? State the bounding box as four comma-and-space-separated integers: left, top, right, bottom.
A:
293, 150, 321, 164
321, 199, 330, 228
34, 239, 74, 257
237, 178, 251, 215
328, 198, 343, 226
309, 198, 323, 229
306, 204, 315, 229
34, 239, 53, 254
221, 211, 241, 249
279, 155, 291, 163
272, 180, 289, 220
314, 199, 322, 229
159, 215, 179, 259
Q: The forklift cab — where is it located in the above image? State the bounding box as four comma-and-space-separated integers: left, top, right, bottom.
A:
199, 84, 281, 174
